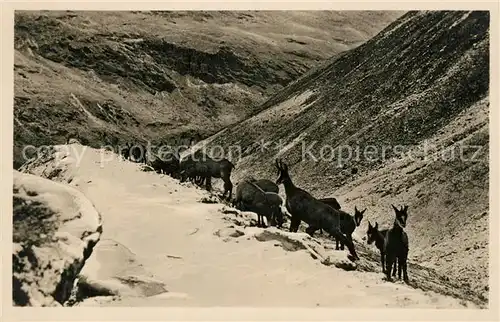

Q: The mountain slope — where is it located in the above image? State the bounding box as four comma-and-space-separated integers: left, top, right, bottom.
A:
203, 10, 490, 301
13, 10, 402, 168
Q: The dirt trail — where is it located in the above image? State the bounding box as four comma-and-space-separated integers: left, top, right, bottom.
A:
23, 144, 480, 308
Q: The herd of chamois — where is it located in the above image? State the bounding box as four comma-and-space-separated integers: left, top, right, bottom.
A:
121, 144, 410, 283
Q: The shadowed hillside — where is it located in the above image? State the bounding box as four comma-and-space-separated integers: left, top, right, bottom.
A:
203, 10, 490, 301
13, 10, 402, 168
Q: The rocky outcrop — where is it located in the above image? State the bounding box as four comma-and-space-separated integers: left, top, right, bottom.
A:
12, 170, 103, 306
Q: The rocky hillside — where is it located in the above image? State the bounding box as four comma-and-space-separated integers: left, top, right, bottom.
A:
13, 10, 402, 168
203, 10, 490, 301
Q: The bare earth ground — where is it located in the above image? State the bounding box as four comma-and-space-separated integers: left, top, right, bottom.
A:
21, 144, 482, 308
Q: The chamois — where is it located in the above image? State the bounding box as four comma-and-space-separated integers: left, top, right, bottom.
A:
315, 202, 365, 250
180, 160, 210, 185
149, 150, 181, 178
233, 180, 285, 228
335, 206, 366, 250
366, 221, 397, 276
120, 142, 147, 163
180, 152, 235, 199
274, 159, 359, 261
384, 205, 409, 283
179, 152, 212, 185
317, 197, 342, 235
206, 158, 235, 199
249, 178, 287, 226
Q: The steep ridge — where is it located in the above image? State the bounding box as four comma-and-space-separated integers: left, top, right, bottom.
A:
13, 10, 402, 168
203, 10, 490, 300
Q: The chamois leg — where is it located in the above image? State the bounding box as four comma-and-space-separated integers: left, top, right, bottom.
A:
266, 212, 276, 227
223, 179, 233, 200
205, 176, 212, 192
289, 217, 301, 233
402, 256, 409, 284
330, 229, 359, 261
343, 233, 354, 254
237, 200, 245, 211
274, 210, 284, 229
381, 251, 386, 273
228, 186, 233, 200
385, 253, 395, 282
269, 216, 276, 227
335, 235, 346, 250
259, 214, 268, 228
262, 216, 269, 228
397, 257, 402, 279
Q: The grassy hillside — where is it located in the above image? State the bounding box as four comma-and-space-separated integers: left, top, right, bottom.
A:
203, 10, 490, 301
13, 10, 402, 168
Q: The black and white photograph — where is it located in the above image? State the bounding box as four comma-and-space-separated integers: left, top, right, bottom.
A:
5, 3, 495, 315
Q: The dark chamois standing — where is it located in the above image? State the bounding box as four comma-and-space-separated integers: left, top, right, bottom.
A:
195, 158, 235, 199
180, 160, 210, 184
179, 152, 212, 185
256, 191, 286, 228
233, 180, 285, 228
317, 197, 342, 235
120, 142, 146, 163
204, 158, 235, 199
149, 150, 181, 178
252, 178, 287, 225
314, 203, 365, 250
334, 206, 366, 250
366, 221, 397, 276
384, 205, 409, 283
274, 159, 359, 261
179, 153, 235, 199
